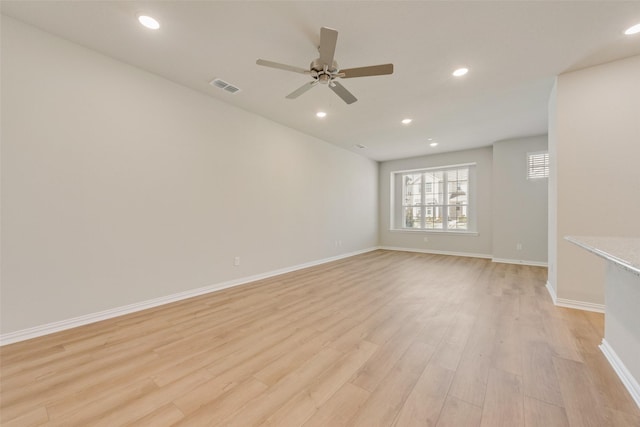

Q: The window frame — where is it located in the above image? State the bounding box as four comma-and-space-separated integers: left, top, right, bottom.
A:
390, 163, 478, 234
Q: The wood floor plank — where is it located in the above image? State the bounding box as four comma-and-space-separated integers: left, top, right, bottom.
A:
1, 351, 160, 423
87, 368, 214, 427
491, 314, 523, 376
429, 312, 475, 371
552, 356, 609, 427
393, 362, 455, 427
543, 314, 584, 362
521, 336, 565, 407
479, 367, 524, 427
45, 378, 159, 424
2, 251, 639, 426
604, 407, 640, 427
523, 396, 569, 427
326, 303, 398, 352
263, 340, 378, 426
172, 378, 268, 426
349, 315, 429, 392
127, 402, 185, 426
349, 341, 435, 427
151, 321, 300, 387
251, 330, 333, 386
301, 382, 370, 427
447, 311, 497, 407
171, 327, 320, 415
412, 311, 454, 349
216, 347, 344, 426
580, 347, 640, 416
436, 396, 482, 427
2, 406, 48, 427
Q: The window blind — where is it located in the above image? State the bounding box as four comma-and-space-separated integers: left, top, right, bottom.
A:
527, 152, 549, 179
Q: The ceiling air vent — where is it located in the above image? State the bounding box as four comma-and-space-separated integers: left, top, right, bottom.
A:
209, 78, 241, 94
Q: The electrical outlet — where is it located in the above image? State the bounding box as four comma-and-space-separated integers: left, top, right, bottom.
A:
423, 237, 429, 242
234, 256, 240, 266
338, 240, 342, 247
516, 243, 523, 251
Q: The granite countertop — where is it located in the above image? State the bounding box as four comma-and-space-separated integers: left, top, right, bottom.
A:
565, 236, 640, 276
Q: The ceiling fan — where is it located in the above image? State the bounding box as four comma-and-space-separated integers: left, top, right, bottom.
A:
256, 27, 394, 105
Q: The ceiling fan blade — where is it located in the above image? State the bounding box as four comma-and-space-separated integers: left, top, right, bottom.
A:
319, 27, 338, 66
340, 63, 394, 78
286, 81, 318, 99
256, 59, 309, 75
329, 81, 357, 104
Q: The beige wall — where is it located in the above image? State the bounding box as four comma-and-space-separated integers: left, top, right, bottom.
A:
551, 55, 640, 304
492, 135, 548, 264
1, 17, 378, 334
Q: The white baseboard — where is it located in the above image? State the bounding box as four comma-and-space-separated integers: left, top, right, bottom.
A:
492, 258, 548, 267
0, 247, 379, 346
554, 299, 605, 313
379, 246, 492, 260
600, 339, 640, 409
545, 281, 605, 313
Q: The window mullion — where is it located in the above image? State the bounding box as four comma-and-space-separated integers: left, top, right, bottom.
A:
421, 172, 426, 229
443, 174, 448, 230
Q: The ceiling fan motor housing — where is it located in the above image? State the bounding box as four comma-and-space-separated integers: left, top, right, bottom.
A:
311, 59, 339, 84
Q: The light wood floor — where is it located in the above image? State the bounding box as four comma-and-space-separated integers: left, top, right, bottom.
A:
2, 250, 639, 426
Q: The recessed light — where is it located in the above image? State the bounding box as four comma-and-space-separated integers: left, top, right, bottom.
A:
138, 15, 160, 30
624, 23, 640, 35
316, 111, 327, 118
430, 142, 438, 147
452, 67, 469, 77
401, 118, 412, 124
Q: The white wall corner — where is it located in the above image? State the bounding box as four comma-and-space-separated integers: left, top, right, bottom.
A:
555, 298, 605, 315
546, 280, 557, 304
554, 298, 605, 314
600, 338, 640, 409
546, 280, 604, 313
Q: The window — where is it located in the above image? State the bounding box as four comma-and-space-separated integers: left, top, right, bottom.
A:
393, 164, 475, 232
527, 151, 549, 179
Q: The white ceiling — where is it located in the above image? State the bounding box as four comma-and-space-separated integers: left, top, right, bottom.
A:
2, 1, 640, 161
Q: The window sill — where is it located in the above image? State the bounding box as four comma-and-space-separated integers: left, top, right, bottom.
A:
389, 228, 479, 236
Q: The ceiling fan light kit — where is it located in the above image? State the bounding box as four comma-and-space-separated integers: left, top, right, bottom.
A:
257, 26, 394, 104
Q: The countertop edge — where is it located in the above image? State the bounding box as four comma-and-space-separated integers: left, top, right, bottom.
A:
565, 236, 640, 277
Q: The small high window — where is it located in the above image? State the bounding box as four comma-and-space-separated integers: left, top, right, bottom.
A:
527, 151, 549, 179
